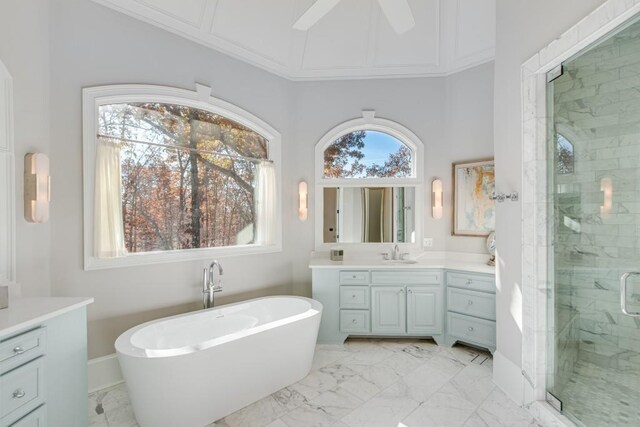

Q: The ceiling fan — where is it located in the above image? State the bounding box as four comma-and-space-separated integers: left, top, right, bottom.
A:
293, 0, 416, 35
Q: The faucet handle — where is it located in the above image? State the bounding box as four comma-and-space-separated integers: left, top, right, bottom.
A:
379, 252, 390, 260
400, 252, 410, 260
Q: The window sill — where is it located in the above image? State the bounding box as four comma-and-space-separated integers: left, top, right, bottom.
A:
83, 243, 282, 271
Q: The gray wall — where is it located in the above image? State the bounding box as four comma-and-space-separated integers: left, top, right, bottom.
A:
0, 1, 51, 297
3, 0, 494, 359
493, 0, 607, 400
290, 63, 495, 297
49, 0, 296, 358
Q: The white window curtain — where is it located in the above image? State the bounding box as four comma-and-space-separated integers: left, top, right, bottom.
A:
255, 161, 277, 245
94, 139, 127, 258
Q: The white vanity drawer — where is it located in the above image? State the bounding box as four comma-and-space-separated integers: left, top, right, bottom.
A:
0, 329, 45, 374
339, 271, 369, 285
447, 313, 496, 348
340, 310, 370, 333
447, 272, 495, 294
371, 270, 441, 285
340, 286, 370, 309
447, 288, 495, 321
9, 404, 45, 427
0, 358, 45, 423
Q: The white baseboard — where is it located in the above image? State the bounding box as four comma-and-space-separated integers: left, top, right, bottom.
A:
88, 353, 123, 393
492, 350, 524, 406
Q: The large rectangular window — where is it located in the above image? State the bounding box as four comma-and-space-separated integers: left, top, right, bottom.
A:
98, 103, 267, 252
83, 86, 281, 269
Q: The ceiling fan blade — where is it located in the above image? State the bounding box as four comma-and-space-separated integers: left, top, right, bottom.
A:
378, 0, 416, 35
293, 0, 342, 31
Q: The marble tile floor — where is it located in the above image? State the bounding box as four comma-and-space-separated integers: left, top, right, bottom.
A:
558, 359, 640, 427
89, 339, 541, 427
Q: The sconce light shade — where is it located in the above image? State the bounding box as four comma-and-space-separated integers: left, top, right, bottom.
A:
298, 180, 308, 221
24, 153, 50, 223
600, 176, 612, 218
432, 178, 443, 219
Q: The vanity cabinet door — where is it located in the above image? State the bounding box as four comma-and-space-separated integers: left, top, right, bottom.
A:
407, 286, 442, 335
371, 286, 406, 334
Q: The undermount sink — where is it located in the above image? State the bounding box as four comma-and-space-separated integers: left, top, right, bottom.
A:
382, 259, 419, 264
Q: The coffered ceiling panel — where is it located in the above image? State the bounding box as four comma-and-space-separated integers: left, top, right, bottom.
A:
211, 0, 297, 66
373, 0, 440, 68
301, 0, 372, 70
92, 0, 495, 80
136, 0, 209, 28
453, 0, 496, 67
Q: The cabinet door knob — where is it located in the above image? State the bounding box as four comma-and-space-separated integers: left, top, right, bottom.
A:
352, 319, 357, 324
399, 288, 404, 294
13, 346, 24, 355
12, 389, 26, 399
352, 294, 356, 298
468, 300, 473, 306
468, 326, 474, 332
466, 280, 472, 286
408, 289, 413, 293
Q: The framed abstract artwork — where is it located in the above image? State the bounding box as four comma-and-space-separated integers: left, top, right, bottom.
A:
452, 158, 495, 236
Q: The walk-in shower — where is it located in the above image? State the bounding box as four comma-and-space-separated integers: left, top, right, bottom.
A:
546, 16, 640, 426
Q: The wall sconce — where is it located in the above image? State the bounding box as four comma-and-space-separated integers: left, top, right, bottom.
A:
298, 180, 308, 221
432, 178, 443, 219
24, 153, 50, 223
600, 176, 612, 218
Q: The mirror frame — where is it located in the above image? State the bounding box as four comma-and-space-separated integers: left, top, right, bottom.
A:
314, 111, 424, 250
0, 60, 15, 286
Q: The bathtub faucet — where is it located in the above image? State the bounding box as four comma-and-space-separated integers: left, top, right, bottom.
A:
203, 260, 223, 309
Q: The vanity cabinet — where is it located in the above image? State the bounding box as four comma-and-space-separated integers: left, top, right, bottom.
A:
0, 298, 92, 427
445, 271, 496, 352
313, 268, 444, 344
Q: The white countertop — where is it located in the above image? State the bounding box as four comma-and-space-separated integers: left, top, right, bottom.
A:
0, 297, 94, 337
309, 251, 495, 275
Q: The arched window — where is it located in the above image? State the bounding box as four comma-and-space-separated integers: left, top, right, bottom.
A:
323, 130, 413, 179
314, 112, 424, 247
83, 85, 281, 269
556, 133, 574, 174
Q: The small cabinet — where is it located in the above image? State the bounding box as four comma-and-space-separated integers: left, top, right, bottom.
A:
445, 270, 496, 352
407, 286, 442, 335
371, 285, 443, 336
371, 286, 406, 334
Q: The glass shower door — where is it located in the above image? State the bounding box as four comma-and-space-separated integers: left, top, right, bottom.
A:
547, 17, 640, 426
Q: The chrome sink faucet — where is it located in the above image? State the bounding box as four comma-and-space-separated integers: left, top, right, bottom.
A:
381, 245, 409, 261
203, 260, 223, 309
392, 244, 400, 260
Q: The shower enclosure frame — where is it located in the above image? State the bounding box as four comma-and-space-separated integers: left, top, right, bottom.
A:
519, 0, 640, 424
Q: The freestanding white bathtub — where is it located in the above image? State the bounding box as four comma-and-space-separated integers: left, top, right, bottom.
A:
115, 296, 322, 427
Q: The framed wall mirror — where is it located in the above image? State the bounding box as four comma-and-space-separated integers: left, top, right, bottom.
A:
314, 112, 424, 249
323, 186, 415, 244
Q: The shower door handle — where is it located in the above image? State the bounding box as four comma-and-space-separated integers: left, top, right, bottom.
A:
620, 272, 640, 317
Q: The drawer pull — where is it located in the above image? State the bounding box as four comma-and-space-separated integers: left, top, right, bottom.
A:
468, 300, 474, 306
352, 319, 357, 324
466, 280, 472, 286
12, 389, 26, 399
468, 326, 474, 332
352, 275, 357, 279
13, 346, 25, 355
352, 294, 356, 298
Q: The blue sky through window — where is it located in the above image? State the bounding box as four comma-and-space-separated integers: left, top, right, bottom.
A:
360, 131, 404, 167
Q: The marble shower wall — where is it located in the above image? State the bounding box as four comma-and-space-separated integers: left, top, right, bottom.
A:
551, 18, 640, 368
